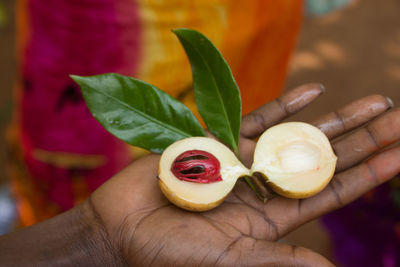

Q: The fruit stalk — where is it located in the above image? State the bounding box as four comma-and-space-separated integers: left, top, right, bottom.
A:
236, 155, 276, 202
243, 174, 276, 203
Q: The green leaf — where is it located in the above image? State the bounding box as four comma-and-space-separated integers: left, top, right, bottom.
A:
173, 28, 242, 155
71, 73, 206, 153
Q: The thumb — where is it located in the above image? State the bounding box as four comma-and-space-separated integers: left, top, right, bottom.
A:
216, 237, 334, 267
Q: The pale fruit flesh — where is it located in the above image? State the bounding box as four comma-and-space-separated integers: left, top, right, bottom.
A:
158, 137, 249, 211
251, 122, 337, 198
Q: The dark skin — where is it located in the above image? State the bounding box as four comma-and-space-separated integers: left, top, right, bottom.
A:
1, 83, 399, 266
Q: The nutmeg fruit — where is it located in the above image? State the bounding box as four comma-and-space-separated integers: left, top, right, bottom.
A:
158, 122, 337, 211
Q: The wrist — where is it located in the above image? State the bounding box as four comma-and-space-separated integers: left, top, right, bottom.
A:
74, 198, 127, 266
0, 198, 126, 266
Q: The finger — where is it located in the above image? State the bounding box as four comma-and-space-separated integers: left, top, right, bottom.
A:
297, 145, 400, 226
312, 95, 392, 139
238, 138, 257, 167
216, 237, 334, 266
333, 108, 400, 172
240, 95, 392, 167
241, 83, 324, 139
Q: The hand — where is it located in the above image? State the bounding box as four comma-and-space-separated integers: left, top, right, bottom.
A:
88, 83, 399, 266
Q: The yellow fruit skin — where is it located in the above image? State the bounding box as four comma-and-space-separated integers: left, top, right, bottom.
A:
158, 179, 226, 212
256, 167, 336, 199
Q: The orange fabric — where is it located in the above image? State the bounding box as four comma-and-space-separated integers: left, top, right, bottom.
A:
222, 0, 303, 114
175, 0, 303, 119
16, 0, 29, 64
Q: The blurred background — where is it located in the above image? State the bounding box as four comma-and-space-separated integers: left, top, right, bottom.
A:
0, 0, 399, 266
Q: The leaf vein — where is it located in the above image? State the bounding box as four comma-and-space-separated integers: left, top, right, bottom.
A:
88, 84, 192, 139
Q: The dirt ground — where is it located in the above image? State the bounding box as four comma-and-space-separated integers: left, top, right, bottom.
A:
1, 0, 399, 264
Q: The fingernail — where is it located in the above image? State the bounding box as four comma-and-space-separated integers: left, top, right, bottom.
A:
386, 97, 394, 108
319, 83, 326, 93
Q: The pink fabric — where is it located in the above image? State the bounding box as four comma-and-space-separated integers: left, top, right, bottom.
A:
20, 0, 141, 210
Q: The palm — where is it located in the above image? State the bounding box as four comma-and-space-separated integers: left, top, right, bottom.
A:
90, 84, 399, 266
91, 155, 307, 266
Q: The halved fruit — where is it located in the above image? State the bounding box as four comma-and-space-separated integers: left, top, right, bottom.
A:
158, 122, 337, 211
158, 137, 249, 211
251, 122, 337, 198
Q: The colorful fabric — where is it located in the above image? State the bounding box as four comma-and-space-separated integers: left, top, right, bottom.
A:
11, 0, 303, 226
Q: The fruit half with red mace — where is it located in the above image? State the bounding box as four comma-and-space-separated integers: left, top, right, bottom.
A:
158, 137, 249, 212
